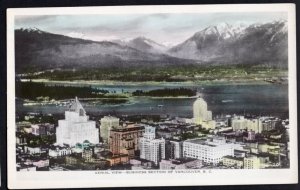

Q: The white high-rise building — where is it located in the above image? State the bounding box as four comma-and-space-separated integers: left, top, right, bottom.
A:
139, 126, 165, 165
56, 97, 99, 146
231, 116, 262, 133
193, 97, 215, 129
183, 137, 234, 164
100, 116, 120, 143
244, 156, 261, 169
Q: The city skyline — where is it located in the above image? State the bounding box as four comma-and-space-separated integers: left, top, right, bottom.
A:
15, 96, 290, 172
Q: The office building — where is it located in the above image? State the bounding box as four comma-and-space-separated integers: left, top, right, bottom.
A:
139, 126, 165, 165
193, 98, 215, 129
159, 159, 203, 170
260, 117, 279, 131
231, 116, 262, 133
31, 123, 55, 136
49, 146, 72, 158
222, 156, 244, 168
100, 116, 120, 143
183, 137, 234, 164
244, 156, 261, 169
56, 97, 99, 146
109, 125, 144, 158
82, 147, 93, 162
169, 140, 183, 159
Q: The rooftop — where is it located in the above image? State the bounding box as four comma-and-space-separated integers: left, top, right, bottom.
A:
184, 137, 228, 147
68, 97, 86, 116
101, 116, 119, 120
223, 156, 244, 161
185, 138, 217, 147
110, 126, 144, 132
185, 138, 206, 144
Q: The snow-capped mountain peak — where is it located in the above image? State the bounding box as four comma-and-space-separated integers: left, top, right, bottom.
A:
192, 22, 245, 41
168, 20, 287, 64
111, 36, 167, 53
19, 27, 44, 34
128, 36, 167, 53
131, 36, 166, 47
66, 32, 88, 40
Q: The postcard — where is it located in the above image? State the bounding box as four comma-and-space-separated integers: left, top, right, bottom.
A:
7, 4, 297, 189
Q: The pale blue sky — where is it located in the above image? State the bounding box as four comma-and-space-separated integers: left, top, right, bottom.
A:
15, 12, 287, 45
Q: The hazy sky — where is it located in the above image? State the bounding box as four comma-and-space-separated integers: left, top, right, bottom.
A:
15, 12, 287, 46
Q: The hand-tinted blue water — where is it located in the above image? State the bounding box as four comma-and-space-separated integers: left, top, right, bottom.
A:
17, 84, 289, 118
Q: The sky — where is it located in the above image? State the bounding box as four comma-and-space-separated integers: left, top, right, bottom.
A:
15, 12, 287, 46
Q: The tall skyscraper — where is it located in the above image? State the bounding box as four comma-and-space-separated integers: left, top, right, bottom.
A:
193, 97, 215, 129
56, 97, 99, 146
100, 116, 120, 143
139, 126, 165, 165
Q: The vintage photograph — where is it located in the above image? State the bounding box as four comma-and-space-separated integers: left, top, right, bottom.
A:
7, 4, 297, 188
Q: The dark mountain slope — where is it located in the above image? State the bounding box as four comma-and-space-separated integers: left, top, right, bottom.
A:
15, 28, 194, 73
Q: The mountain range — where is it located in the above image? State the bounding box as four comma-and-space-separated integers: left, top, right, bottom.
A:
112, 37, 168, 54
168, 21, 288, 65
15, 20, 288, 73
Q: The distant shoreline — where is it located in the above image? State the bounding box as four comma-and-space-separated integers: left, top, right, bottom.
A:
20, 78, 284, 86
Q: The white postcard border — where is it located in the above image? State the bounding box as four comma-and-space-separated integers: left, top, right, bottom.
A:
7, 4, 298, 189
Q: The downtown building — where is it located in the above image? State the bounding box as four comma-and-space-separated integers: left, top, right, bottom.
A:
193, 97, 216, 129
100, 116, 120, 143
49, 146, 72, 158
231, 116, 281, 134
109, 125, 144, 158
159, 159, 203, 170
56, 97, 99, 146
222, 156, 244, 168
139, 126, 165, 165
31, 123, 55, 136
168, 140, 183, 159
244, 155, 262, 169
260, 117, 280, 131
231, 116, 262, 133
183, 137, 234, 165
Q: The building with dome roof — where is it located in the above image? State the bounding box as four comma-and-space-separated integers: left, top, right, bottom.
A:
193, 97, 215, 129
56, 97, 99, 146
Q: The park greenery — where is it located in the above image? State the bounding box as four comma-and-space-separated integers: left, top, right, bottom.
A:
132, 88, 196, 97
16, 81, 197, 100
16, 81, 126, 101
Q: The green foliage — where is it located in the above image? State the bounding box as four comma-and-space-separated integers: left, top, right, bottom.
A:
16, 81, 109, 100
26, 133, 56, 147
132, 88, 196, 97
